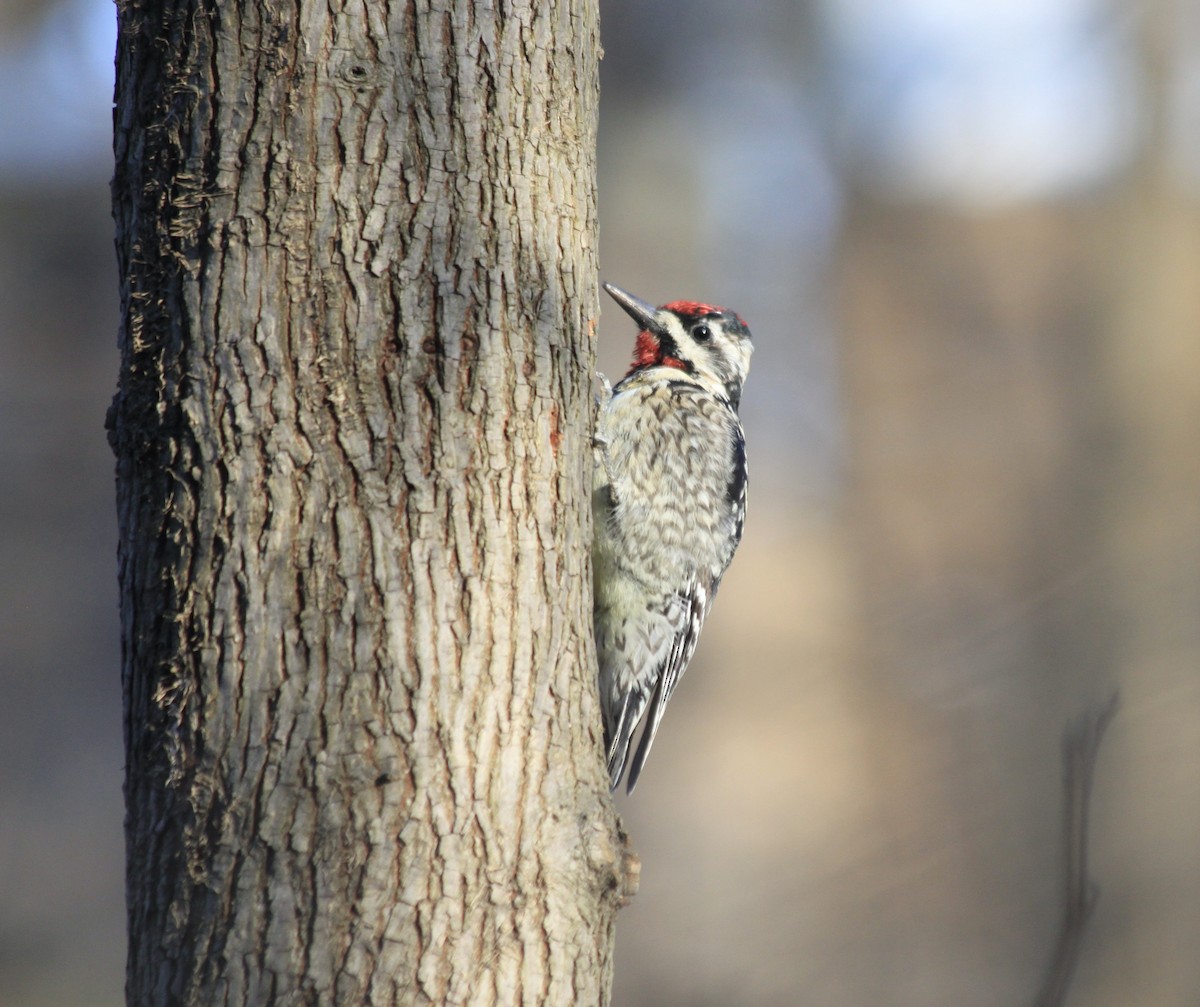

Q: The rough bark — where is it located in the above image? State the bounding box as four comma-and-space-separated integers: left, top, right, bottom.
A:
109, 2, 632, 1005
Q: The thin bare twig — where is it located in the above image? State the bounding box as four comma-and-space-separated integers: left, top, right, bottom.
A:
1032, 692, 1120, 1007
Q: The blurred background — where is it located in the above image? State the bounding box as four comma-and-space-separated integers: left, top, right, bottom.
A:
1, 0, 1198, 1004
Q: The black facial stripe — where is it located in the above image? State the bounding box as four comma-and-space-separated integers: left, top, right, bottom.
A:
656, 332, 697, 372
723, 315, 751, 340
657, 331, 680, 358
672, 310, 718, 328
674, 309, 751, 342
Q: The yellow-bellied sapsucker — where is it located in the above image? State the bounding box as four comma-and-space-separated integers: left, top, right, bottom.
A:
593, 282, 753, 792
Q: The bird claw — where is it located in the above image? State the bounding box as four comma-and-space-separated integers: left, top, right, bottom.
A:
593, 372, 617, 491
595, 372, 613, 408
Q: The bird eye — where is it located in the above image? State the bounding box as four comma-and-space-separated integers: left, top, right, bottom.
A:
692, 324, 712, 342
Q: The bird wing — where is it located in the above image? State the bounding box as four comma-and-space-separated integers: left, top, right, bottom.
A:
623, 581, 710, 793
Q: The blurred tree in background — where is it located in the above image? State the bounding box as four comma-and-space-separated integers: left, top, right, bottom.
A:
1, 0, 1198, 1004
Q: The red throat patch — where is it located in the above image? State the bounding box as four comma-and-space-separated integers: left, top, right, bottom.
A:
632, 330, 687, 371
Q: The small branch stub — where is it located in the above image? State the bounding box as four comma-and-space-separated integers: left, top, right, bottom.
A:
1033, 692, 1120, 1007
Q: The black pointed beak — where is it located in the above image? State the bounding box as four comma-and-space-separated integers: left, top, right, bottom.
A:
603, 282, 661, 333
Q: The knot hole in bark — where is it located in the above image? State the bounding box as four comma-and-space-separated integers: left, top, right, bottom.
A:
330, 50, 386, 92
580, 812, 640, 908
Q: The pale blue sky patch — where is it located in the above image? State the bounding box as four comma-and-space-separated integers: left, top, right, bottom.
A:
0, 0, 115, 181
825, 0, 1139, 204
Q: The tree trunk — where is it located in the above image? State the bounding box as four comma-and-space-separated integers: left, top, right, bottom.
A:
109, 2, 632, 1005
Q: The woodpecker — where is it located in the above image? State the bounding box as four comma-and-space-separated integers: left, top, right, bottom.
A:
593, 282, 753, 793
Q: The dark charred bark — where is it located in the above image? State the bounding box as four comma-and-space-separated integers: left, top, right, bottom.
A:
110, 2, 633, 1004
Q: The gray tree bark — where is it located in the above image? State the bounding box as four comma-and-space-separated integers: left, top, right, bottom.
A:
109, 2, 634, 1005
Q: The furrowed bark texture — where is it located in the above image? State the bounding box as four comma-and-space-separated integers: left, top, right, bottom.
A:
110, 2, 628, 1004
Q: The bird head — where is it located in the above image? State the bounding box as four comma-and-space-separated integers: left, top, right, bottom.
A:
603, 281, 753, 408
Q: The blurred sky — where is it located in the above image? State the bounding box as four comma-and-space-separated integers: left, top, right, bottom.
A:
826, 0, 1139, 201
0, 0, 114, 181
0, 0, 1176, 192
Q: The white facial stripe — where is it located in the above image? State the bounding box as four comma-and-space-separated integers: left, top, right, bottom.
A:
657, 312, 694, 357
648, 308, 753, 405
